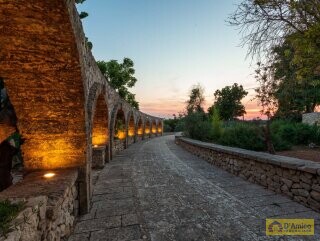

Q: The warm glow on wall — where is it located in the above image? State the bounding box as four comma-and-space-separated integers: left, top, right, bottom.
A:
137, 129, 143, 135
145, 129, 150, 134
92, 133, 108, 146
35, 138, 75, 169
152, 128, 157, 133
128, 130, 135, 137
157, 127, 162, 133
116, 130, 126, 140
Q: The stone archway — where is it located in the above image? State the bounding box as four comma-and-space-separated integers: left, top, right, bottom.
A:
90, 88, 109, 169
110, 104, 127, 158
157, 120, 163, 135
151, 119, 157, 137
136, 117, 144, 142
0, 0, 164, 217
127, 112, 135, 146
144, 119, 151, 139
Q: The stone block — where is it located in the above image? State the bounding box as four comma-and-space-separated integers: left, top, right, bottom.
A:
92, 146, 106, 169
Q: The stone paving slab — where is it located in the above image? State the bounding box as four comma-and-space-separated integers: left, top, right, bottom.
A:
69, 135, 320, 241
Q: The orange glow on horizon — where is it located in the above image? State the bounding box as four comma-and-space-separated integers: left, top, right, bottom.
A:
139, 97, 266, 120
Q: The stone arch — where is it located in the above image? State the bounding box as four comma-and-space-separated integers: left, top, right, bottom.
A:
157, 120, 163, 135
126, 111, 135, 146
0, 0, 90, 213
110, 103, 127, 158
136, 116, 144, 142
151, 119, 157, 136
88, 84, 109, 169
1, 0, 87, 170
144, 119, 151, 139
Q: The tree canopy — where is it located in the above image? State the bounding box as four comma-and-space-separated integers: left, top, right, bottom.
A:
209, 83, 248, 121
97, 58, 139, 109
229, 0, 320, 59
186, 84, 205, 114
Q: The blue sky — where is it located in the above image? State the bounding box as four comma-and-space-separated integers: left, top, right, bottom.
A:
77, 0, 259, 118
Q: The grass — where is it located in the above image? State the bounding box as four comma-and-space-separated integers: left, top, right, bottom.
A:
0, 200, 24, 237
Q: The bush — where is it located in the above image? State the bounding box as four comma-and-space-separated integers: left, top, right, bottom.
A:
0, 200, 24, 236
219, 122, 265, 151
210, 108, 223, 141
184, 112, 213, 141
294, 123, 313, 145
183, 111, 320, 152
270, 120, 316, 147
174, 120, 185, 132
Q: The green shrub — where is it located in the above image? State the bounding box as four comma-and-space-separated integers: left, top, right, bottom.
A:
174, 120, 185, 132
294, 123, 313, 145
277, 123, 297, 144
184, 112, 213, 141
270, 120, 316, 146
0, 200, 24, 236
310, 125, 320, 145
210, 108, 223, 141
218, 122, 265, 151
271, 132, 292, 151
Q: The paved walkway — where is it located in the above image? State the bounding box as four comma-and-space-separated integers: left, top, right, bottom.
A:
69, 135, 320, 241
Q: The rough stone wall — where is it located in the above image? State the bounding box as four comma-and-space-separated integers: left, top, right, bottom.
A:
0, 169, 78, 241
176, 136, 320, 212
302, 112, 320, 125
92, 147, 106, 169
0, 0, 163, 215
127, 136, 135, 146
112, 139, 125, 155
0, 0, 87, 170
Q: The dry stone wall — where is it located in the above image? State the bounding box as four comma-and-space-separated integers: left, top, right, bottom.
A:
176, 136, 320, 212
0, 169, 78, 241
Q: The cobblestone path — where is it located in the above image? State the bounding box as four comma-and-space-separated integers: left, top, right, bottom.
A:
70, 135, 320, 241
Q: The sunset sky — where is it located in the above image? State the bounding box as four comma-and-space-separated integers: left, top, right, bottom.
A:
77, 0, 263, 119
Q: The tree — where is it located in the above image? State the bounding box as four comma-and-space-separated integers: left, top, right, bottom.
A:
254, 63, 276, 154
186, 84, 205, 114
97, 58, 139, 109
271, 38, 320, 118
254, 63, 278, 120
228, 0, 320, 59
76, 0, 89, 19
210, 83, 248, 121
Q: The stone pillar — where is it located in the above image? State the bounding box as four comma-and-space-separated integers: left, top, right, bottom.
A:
105, 145, 110, 163
124, 137, 128, 149
92, 146, 106, 169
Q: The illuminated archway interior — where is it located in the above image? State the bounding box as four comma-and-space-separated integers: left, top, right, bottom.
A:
152, 120, 157, 134
92, 94, 108, 146
128, 114, 135, 137
137, 118, 143, 136
145, 120, 151, 135
114, 109, 126, 140
157, 121, 163, 133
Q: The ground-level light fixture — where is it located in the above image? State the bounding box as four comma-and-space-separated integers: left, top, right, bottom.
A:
44, 172, 56, 179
